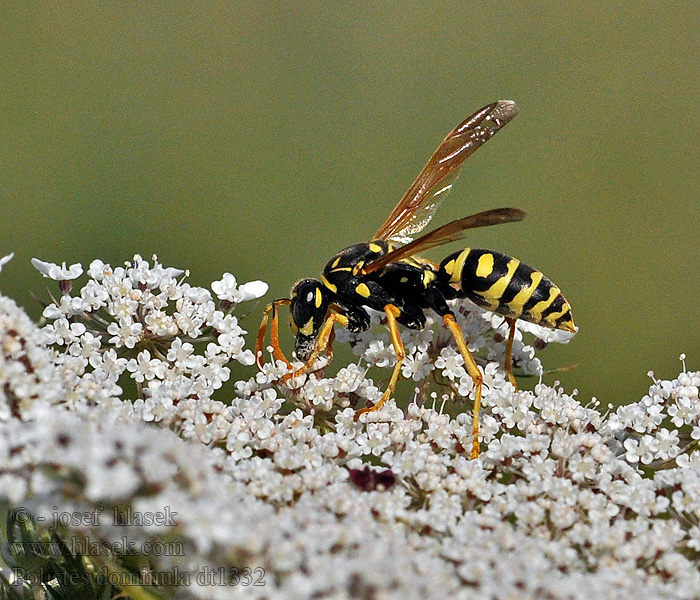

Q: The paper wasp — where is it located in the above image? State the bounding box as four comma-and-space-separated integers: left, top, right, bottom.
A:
256, 100, 576, 458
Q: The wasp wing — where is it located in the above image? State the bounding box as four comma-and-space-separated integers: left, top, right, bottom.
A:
361, 207, 526, 275
374, 100, 519, 244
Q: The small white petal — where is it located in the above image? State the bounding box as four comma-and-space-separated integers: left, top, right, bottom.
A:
237, 280, 269, 301
31, 257, 53, 276
0, 252, 14, 273
162, 267, 185, 278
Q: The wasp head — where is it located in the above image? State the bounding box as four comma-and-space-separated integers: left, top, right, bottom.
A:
289, 278, 330, 361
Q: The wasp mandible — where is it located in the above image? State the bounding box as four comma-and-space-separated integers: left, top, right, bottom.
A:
256, 100, 576, 458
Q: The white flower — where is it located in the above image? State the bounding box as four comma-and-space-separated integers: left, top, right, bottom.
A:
210, 311, 244, 336
623, 435, 659, 464
71, 331, 101, 360
362, 337, 396, 368
654, 428, 680, 460
667, 396, 698, 427
303, 377, 335, 409
50, 318, 87, 345
216, 331, 246, 355
107, 317, 143, 349
211, 273, 237, 299
126, 350, 165, 383
400, 350, 434, 381
87, 259, 111, 279
89, 348, 127, 381
235, 348, 256, 366
144, 309, 178, 336
333, 364, 365, 394
211, 273, 268, 303
167, 338, 195, 367
434, 346, 466, 380
355, 424, 391, 456
31, 258, 83, 280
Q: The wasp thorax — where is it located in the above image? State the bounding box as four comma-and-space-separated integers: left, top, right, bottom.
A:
290, 279, 330, 361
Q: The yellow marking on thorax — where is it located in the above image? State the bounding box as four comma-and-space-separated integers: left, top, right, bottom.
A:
330, 266, 353, 272
447, 249, 471, 284
476, 253, 495, 278
527, 285, 560, 322
331, 256, 341, 268
368, 242, 383, 253
506, 271, 543, 315
314, 287, 323, 308
422, 269, 436, 287
352, 260, 365, 276
401, 254, 432, 269
355, 282, 371, 298
482, 258, 519, 299
321, 274, 337, 294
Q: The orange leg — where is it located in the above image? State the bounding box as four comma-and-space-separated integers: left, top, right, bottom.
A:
257, 301, 347, 384
325, 326, 336, 363
355, 304, 405, 419
504, 317, 518, 388
442, 313, 483, 459
282, 310, 349, 382
256, 300, 292, 370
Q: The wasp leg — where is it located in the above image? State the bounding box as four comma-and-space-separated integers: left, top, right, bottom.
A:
355, 304, 404, 419
442, 313, 483, 459
256, 299, 293, 370
255, 304, 271, 368
325, 326, 336, 363
283, 310, 349, 382
504, 317, 517, 388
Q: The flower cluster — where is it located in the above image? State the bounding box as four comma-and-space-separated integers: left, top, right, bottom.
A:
0, 255, 699, 600
0, 293, 65, 421
32, 254, 266, 428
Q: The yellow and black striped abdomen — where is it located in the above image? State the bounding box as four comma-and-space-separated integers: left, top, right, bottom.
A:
439, 248, 576, 332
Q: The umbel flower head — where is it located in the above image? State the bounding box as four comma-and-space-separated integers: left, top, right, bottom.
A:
0, 254, 698, 600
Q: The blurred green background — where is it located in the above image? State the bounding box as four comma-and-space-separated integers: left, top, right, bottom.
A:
1, 2, 698, 406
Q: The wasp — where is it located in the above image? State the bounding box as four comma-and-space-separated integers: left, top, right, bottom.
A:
256, 100, 576, 458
